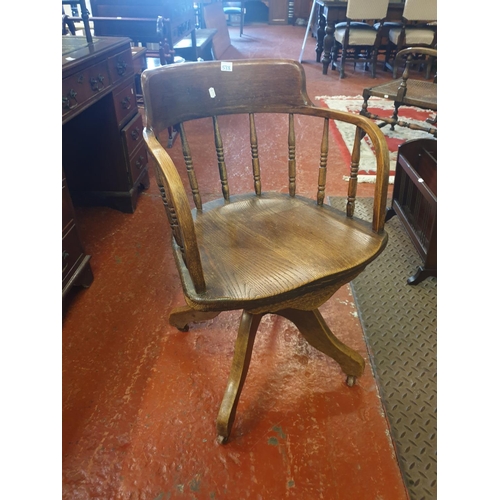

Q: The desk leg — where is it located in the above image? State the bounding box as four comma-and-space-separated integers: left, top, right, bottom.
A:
321, 15, 334, 75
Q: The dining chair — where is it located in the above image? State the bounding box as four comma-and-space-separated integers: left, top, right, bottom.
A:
141, 58, 390, 443
331, 0, 390, 79
385, 0, 437, 78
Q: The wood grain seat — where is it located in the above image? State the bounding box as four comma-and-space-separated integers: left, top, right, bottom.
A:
183, 193, 387, 311
141, 59, 390, 442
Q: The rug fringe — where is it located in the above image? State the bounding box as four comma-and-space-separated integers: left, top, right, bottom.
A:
343, 175, 395, 184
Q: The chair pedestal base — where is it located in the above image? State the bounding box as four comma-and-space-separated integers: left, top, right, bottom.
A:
169, 305, 365, 443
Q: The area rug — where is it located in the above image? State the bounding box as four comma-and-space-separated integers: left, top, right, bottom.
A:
329, 196, 437, 500
316, 95, 437, 183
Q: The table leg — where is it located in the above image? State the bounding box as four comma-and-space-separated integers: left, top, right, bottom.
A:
315, 6, 326, 63
321, 14, 334, 75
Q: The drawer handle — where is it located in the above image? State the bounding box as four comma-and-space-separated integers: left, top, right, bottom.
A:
130, 127, 140, 141
62, 89, 78, 110
116, 59, 128, 75
62, 250, 70, 274
121, 96, 132, 110
90, 74, 105, 92
135, 156, 145, 169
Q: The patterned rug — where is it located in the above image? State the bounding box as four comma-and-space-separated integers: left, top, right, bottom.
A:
316, 95, 437, 183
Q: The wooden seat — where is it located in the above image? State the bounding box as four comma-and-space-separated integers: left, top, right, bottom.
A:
141, 59, 390, 443
360, 47, 437, 137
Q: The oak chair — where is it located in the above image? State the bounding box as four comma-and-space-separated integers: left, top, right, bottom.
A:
331, 0, 390, 79
141, 59, 390, 443
361, 47, 437, 137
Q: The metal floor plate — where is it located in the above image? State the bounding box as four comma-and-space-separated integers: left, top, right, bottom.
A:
330, 197, 437, 500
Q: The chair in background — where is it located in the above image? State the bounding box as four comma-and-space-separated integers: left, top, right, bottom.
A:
331, 0, 390, 79
361, 47, 437, 137
385, 0, 437, 78
203, 1, 245, 59
141, 58, 390, 442
223, 1, 245, 36
62, 0, 92, 42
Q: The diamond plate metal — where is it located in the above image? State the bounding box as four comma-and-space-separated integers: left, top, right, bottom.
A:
329, 197, 437, 500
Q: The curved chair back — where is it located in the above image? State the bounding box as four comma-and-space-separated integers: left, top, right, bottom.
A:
403, 0, 437, 22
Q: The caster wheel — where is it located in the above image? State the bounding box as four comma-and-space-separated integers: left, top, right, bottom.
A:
216, 434, 228, 445
346, 375, 356, 387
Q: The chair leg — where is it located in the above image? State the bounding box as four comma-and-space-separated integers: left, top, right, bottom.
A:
169, 305, 220, 331
390, 102, 401, 131
276, 308, 365, 385
339, 46, 346, 78
216, 311, 263, 443
370, 49, 378, 78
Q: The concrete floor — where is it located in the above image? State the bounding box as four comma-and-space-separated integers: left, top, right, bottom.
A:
63, 24, 412, 499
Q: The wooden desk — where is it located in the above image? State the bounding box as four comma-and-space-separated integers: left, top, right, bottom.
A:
312, 1, 404, 74
62, 36, 150, 297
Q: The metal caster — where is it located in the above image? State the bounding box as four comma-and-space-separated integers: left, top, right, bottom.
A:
216, 434, 228, 445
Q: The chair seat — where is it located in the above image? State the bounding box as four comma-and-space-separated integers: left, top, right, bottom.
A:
177, 193, 387, 310
334, 26, 378, 46
365, 78, 437, 110
388, 27, 436, 45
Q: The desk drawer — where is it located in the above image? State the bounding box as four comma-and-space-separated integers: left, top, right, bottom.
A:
127, 144, 148, 184
122, 112, 144, 156
113, 78, 138, 127
62, 59, 111, 118
108, 48, 134, 84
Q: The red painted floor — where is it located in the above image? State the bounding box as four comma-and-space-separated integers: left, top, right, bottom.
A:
63, 24, 408, 499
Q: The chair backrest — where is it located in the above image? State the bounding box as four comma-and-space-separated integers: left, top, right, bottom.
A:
402, 0, 437, 22
141, 59, 390, 293
346, 0, 390, 21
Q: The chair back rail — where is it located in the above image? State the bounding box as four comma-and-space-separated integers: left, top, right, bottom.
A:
346, 0, 390, 21
402, 0, 437, 22
142, 60, 390, 292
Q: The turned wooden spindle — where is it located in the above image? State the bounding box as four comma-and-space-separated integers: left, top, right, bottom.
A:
179, 123, 202, 210
249, 113, 261, 196
288, 113, 296, 197
347, 126, 363, 217
213, 116, 230, 201
158, 182, 185, 259
317, 118, 329, 206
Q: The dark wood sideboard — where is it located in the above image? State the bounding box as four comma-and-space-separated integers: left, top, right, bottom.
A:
62, 35, 149, 298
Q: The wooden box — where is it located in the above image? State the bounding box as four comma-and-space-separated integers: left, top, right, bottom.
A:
386, 138, 437, 285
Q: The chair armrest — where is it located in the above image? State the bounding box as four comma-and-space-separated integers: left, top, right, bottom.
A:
143, 129, 207, 293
